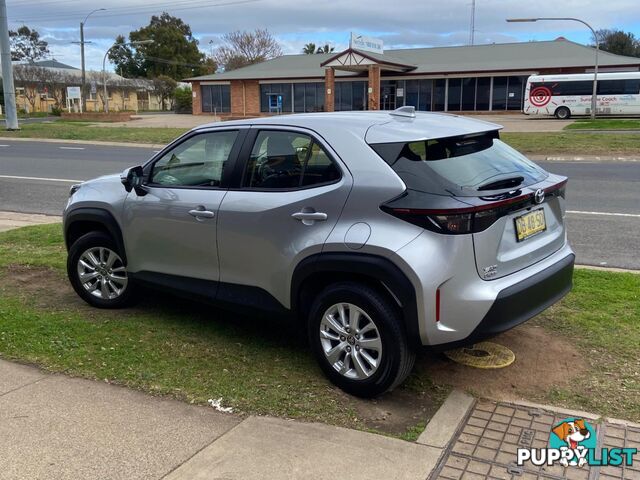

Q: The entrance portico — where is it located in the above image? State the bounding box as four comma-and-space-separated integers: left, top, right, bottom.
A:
320, 48, 416, 112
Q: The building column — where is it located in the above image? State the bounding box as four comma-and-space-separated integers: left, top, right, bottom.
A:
324, 67, 335, 112
368, 65, 381, 110
192, 81, 202, 115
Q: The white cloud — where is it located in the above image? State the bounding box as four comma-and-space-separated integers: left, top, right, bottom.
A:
6, 0, 639, 71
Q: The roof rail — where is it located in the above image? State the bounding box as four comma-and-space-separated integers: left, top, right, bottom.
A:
389, 106, 416, 118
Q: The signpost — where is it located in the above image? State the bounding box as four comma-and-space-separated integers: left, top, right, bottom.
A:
66, 86, 82, 113
349, 33, 384, 54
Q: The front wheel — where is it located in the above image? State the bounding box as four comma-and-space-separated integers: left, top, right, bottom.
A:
555, 106, 571, 119
67, 231, 135, 308
308, 282, 415, 397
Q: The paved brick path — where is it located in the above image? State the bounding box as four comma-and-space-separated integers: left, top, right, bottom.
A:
431, 400, 640, 480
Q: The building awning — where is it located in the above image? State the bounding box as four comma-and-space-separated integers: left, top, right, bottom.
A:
320, 48, 416, 73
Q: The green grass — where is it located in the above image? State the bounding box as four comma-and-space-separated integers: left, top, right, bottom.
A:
501, 132, 640, 155
564, 119, 640, 131
0, 122, 187, 145
1, 224, 638, 426
0, 224, 447, 435
536, 269, 640, 420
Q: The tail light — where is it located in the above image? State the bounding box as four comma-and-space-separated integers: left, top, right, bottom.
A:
381, 179, 567, 235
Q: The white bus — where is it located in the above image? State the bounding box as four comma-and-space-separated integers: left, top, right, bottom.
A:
524, 71, 640, 119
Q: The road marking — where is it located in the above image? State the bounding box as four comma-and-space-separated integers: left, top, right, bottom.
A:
0, 174, 82, 183
568, 210, 640, 218
59, 146, 85, 150
0, 145, 9, 147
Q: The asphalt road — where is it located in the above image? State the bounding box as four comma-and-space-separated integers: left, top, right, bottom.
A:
0, 139, 638, 269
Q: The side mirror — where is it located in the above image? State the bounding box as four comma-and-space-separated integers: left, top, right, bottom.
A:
120, 166, 146, 195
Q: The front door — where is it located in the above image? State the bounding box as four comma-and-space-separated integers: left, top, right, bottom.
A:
382, 84, 397, 110
216, 127, 353, 308
121, 129, 242, 285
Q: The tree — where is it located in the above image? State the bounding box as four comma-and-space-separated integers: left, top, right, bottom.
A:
9, 25, 49, 62
214, 29, 282, 71
315, 44, 334, 54
12, 64, 47, 112
303, 43, 316, 54
109, 12, 208, 80
595, 29, 640, 57
151, 75, 177, 110
173, 85, 192, 113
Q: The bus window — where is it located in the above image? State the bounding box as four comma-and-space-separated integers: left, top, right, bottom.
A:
598, 79, 640, 95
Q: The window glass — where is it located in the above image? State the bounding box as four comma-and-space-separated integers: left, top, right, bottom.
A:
433, 79, 446, 111
598, 79, 640, 95
492, 76, 508, 110
201, 85, 230, 113
507, 76, 526, 110
370, 134, 547, 196
461, 77, 476, 110
243, 131, 340, 189
260, 83, 292, 113
476, 77, 491, 110
447, 78, 462, 111
151, 130, 238, 187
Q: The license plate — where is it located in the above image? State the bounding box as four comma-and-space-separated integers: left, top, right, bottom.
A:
514, 209, 546, 242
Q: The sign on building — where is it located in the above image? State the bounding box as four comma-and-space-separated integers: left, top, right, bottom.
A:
67, 86, 81, 99
350, 33, 384, 54
90, 81, 97, 95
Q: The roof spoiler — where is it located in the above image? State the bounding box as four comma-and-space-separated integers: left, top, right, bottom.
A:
389, 106, 415, 118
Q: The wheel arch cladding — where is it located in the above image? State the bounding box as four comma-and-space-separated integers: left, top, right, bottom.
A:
64, 208, 128, 265
291, 252, 422, 348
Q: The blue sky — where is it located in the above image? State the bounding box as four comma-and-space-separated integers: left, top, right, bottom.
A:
6, 0, 640, 72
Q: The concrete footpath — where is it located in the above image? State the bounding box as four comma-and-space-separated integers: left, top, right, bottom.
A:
0, 359, 441, 480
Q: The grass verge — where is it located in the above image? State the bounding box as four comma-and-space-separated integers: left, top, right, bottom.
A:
1, 224, 638, 428
564, 119, 640, 131
0, 223, 446, 438
501, 132, 640, 156
0, 121, 187, 145
535, 269, 640, 420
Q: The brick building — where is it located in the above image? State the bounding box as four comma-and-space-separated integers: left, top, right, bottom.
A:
185, 38, 640, 118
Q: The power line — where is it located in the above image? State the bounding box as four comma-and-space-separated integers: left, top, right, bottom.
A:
9, 0, 261, 23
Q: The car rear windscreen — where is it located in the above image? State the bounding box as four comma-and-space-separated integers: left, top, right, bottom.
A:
369, 132, 547, 196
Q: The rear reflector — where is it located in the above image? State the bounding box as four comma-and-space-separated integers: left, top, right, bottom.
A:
435, 288, 441, 322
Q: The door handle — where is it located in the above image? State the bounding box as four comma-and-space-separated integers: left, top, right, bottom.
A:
291, 211, 328, 225
188, 207, 215, 219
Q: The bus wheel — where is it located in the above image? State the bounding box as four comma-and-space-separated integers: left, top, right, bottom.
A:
555, 107, 571, 120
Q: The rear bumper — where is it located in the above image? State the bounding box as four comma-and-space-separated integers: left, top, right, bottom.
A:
432, 252, 575, 351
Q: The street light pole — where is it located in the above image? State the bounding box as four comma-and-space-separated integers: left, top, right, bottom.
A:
102, 40, 153, 113
506, 17, 599, 120
78, 9, 106, 113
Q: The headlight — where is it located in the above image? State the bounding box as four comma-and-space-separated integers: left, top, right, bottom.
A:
69, 184, 82, 197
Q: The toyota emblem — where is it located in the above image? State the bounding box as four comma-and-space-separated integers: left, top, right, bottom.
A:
534, 189, 545, 204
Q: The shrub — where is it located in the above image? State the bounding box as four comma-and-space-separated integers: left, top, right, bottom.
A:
173, 86, 192, 114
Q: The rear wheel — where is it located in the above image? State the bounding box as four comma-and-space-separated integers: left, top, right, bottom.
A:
308, 282, 415, 397
67, 231, 135, 308
555, 106, 571, 119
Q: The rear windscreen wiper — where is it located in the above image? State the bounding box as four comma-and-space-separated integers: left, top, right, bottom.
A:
477, 176, 524, 191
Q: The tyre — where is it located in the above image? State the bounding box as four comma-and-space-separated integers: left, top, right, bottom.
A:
308, 282, 415, 397
67, 231, 135, 308
555, 106, 571, 120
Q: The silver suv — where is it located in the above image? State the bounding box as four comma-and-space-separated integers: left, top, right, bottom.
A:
63, 108, 575, 397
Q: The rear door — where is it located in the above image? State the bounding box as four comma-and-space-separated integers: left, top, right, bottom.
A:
216, 127, 352, 308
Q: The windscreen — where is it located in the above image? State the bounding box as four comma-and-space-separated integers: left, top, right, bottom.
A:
370, 133, 547, 196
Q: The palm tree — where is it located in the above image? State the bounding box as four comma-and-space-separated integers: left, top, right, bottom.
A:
316, 44, 335, 54
302, 43, 316, 55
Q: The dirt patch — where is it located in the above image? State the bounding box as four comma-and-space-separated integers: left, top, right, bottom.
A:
417, 324, 585, 402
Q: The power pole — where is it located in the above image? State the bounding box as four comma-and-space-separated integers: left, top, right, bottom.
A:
80, 21, 85, 112
0, 0, 18, 130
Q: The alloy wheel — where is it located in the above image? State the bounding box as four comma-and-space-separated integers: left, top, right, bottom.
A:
77, 246, 128, 300
319, 302, 382, 380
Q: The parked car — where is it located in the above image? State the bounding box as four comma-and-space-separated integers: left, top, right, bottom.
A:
63, 107, 574, 397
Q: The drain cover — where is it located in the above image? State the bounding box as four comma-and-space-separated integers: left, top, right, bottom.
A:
444, 341, 515, 369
